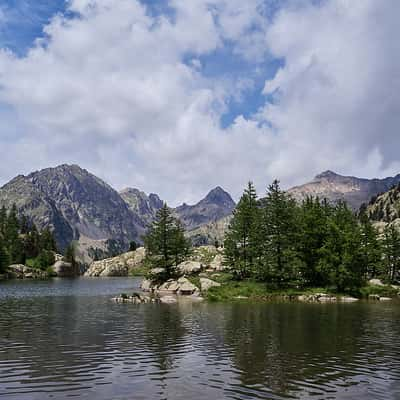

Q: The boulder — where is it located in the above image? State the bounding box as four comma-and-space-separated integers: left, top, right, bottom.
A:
52, 260, 76, 277
340, 296, 359, 302
84, 248, 146, 277
200, 277, 221, 292
379, 297, 392, 301
369, 279, 385, 286
160, 295, 178, 304
158, 279, 180, 292
209, 254, 225, 271
141, 279, 153, 291
177, 260, 202, 274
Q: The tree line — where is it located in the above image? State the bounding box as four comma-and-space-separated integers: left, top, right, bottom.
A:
224, 181, 400, 292
0, 205, 58, 273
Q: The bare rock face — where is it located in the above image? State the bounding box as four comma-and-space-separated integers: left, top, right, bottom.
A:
0, 164, 141, 256
288, 170, 400, 211
84, 248, 146, 277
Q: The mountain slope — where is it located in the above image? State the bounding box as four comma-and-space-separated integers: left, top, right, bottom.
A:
174, 186, 235, 231
366, 184, 400, 223
120, 188, 163, 229
288, 170, 400, 210
0, 164, 140, 252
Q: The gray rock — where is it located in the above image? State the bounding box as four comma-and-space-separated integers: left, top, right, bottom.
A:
340, 296, 359, 302
369, 279, 385, 286
52, 260, 75, 277
177, 260, 202, 274
200, 277, 221, 292
160, 295, 178, 304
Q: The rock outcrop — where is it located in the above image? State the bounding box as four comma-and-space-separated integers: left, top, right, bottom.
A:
6, 264, 49, 279
84, 248, 145, 277
141, 277, 200, 296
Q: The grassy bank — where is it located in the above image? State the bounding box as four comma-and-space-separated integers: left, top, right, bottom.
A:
204, 273, 399, 302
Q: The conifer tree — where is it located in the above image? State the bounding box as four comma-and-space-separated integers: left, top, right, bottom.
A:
224, 182, 261, 279
144, 203, 190, 279
318, 202, 366, 291
259, 180, 302, 287
382, 224, 400, 283
297, 196, 330, 286
0, 239, 9, 273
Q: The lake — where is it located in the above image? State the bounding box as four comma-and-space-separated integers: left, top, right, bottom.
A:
0, 278, 399, 400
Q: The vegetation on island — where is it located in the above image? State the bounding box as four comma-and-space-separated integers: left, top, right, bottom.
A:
140, 180, 400, 301
144, 203, 191, 281
0, 204, 58, 274
222, 180, 399, 297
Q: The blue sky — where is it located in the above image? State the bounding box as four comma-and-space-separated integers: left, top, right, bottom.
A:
0, 0, 399, 204
0, 0, 280, 128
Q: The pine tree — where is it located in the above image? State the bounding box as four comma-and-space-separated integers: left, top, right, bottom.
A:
259, 180, 303, 288
318, 202, 366, 291
359, 213, 383, 279
0, 239, 9, 273
224, 182, 261, 279
382, 224, 400, 283
297, 196, 330, 286
144, 203, 190, 279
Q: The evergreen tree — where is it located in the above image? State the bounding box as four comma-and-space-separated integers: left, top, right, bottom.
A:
0, 239, 9, 273
259, 180, 303, 287
224, 182, 261, 279
318, 202, 366, 291
297, 196, 330, 286
382, 224, 400, 283
359, 212, 383, 279
144, 203, 190, 279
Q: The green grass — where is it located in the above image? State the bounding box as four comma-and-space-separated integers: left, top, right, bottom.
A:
359, 284, 399, 298
129, 265, 151, 277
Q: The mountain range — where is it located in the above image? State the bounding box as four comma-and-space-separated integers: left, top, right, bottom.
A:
0, 165, 235, 261
1, 164, 398, 262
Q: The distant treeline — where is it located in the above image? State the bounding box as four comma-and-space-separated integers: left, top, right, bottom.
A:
224, 181, 400, 292
0, 205, 58, 273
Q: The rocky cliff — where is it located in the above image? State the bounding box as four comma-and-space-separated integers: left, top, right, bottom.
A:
0, 164, 141, 253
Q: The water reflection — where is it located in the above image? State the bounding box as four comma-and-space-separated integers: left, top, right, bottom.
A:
0, 279, 399, 400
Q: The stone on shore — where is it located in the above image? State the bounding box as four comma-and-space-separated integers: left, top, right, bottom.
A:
200, 277, 221, 292
51, 260, 76, 277
84, 248, 146, 277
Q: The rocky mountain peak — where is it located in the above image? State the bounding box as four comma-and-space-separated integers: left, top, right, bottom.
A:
203, 186, 235, 207
315, 170, 340, 180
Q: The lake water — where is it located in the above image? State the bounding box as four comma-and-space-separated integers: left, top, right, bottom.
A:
0, 278, 399, 400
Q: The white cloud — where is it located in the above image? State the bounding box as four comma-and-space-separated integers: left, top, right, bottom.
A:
0, 0, 400, 205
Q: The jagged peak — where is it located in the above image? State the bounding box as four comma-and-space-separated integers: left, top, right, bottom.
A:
203, 186, 235, 205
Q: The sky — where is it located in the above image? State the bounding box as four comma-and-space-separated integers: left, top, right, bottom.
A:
0, 0, 400, 205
